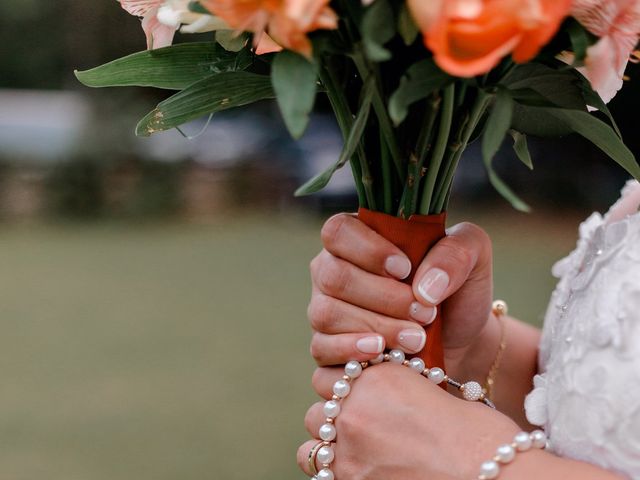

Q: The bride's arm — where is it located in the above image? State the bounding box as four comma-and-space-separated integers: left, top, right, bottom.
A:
502, 449, 624, 479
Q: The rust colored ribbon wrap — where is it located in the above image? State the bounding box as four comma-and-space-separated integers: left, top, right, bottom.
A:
358, 207, 447, 371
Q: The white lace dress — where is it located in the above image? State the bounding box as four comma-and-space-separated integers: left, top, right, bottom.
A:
524, 181, 640, 479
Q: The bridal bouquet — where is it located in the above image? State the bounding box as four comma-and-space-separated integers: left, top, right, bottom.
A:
76, 0, 640, 369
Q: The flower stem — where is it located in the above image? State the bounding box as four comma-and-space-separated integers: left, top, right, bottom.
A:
380, 130, 393, 214
418, 84, 456, 215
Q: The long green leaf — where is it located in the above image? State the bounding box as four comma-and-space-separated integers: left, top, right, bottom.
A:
295, 79, 375, 196
544, 108, 640, 179
388, 59, 452, 125
361, 0, 395, 62
397, 3, 419, 45
482, 88, 514, 164
75, 42, 252, 90
510, 130, 533, 169
573, 70, 622, 138
272, 51, 318, 139
136, 72, 274, 136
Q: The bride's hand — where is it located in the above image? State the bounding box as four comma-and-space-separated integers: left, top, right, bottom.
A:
297, 363, 520, 480
308, 213, 494, 375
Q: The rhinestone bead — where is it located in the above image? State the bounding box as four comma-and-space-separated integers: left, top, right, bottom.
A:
319, 423, 336, 442
323, 400, 341, 418
333, 379, 351, 398
345, 360, 363, 379
479, 460, 500, 479
495, 444, 515, 463
461, 381, 483, 401
514, 431, 532, 451
317, 445, 335, 465
530, 430, 547, 449
389, 349, 405, 364
408, 358, 426, 372
427, 367, 445, 384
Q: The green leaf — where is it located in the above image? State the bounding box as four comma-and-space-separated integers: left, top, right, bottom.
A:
272, 51, 318, 139
482, 88, 514, 164
216, 30, 250, 52
135, 72, 275, 136
484, 160, 532, 212
573, 70, 622, 138
398, 3, 419, 46
510, 130, 533, 169
542, 108, 640, 180
295, 79, 375, 196
566, 18, 591, 66
188, 1, 210, 14
361, 0, 395, 62
75, 42, 252, 90
388, 59, 452, 125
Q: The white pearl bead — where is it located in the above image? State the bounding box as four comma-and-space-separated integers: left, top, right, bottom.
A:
514, 431, 532, 451
408, 358, 425, 372
389, 349, 405, 364
427, 367, 445, 384
495, 444, 516, 463
345, 361, 363, 378
333, 379, 351, 398
317, 445, 335, 465
323, 400, 341, 418
316, 468, 334, 480
479, 460, 500, 479
530, 430, 547, 449
319, 423, 336, 442
461, 381, 483, 401
370, 353, 385, 365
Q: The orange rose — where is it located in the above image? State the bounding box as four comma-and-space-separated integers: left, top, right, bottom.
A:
202, 0, 337, 57
408, 0, 572, 77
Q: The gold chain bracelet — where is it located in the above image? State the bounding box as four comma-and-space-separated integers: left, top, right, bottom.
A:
483, 300, 508, 402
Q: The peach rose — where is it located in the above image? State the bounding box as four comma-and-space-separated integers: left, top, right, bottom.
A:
408, 0, 572, 77
201, 0, 337, 57
572, 0, 640, 103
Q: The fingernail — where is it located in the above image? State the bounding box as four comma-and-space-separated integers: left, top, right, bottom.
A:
417, 268, 449, 304
385, 255, 412, 280
409, 302, 437, 325
356, 336, 384, 354
398, 329, 427, 353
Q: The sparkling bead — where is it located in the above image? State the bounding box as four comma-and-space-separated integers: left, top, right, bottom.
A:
333, 379, 351, 398
317, 445, 335, 465
427, 367, 445, 384
316, 468, 334, 480
389, 349, 405, 364
319, 423, 336, 442
370, 353, 385, 365
492, 300, 508, 316
495, 444, 515, 463
530, 430, 547, 449
514, 431, 532, 451
345, 361, 363, 379
461, 381, 483, 401
323, 400, 341, 418
408, 358, 425, 372
480, 460, 500, 479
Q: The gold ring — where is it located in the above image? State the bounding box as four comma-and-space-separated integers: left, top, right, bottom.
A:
308, 441, 325, 475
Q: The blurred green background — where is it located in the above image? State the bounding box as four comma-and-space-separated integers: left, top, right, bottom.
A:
0, 1, 637, 479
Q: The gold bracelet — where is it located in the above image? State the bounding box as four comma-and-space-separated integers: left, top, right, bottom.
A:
483, 300, 508, 402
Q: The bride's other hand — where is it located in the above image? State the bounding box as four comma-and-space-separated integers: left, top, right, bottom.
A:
308, 213, 493, 372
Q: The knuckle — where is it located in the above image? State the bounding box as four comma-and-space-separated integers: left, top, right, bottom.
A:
440, 237, 475, 270
304, 404, 317, 431
317, 256, 351, 296
308, 294, 338, 332
309, 333, 324, 362
296, 444, 308, 470
321, 214, 350, 249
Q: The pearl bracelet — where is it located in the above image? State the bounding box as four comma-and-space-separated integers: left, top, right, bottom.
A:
477, 430, 548, 479
309, 349, 495, 480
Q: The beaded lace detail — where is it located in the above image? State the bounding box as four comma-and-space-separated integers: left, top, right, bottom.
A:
525, 181, 640, 477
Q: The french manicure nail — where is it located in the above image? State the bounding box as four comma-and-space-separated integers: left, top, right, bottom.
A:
409, 302, 437, 325
356, 336, 384, 354
417, 268, 449, 304
398, 329, 427, 353
385, 255, 412, 280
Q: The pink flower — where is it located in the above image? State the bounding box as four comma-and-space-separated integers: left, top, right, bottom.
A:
120, 0, 177, 49
572, 0, 640, 103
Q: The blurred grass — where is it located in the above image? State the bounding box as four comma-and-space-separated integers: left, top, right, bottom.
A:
0, 210, 581, 480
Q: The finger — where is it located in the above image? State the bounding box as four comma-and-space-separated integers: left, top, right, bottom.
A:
311, 251, 416, 319
312, 367, 346, 399
310, 332, 385, 366
308, 295, 429, 356
413, 222, 492, 307
320, 213, 412, 279
297, 438, 325, 477
303, 401, 326, 437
